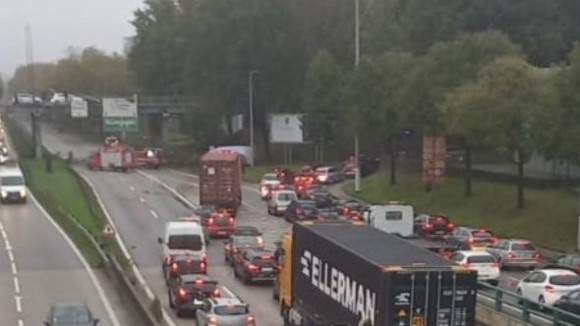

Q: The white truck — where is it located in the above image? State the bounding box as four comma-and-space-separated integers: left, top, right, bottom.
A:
362, 202, 414, 237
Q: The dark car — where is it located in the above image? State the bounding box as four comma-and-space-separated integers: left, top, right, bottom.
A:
284, 200, 318, 223
414, 214, 455, 237
44, 302, 99, 326
165, 254, 207, 284
233, 248, 277, 284
311, 191, 338, 208
336, 199, 364, 216
168, 274, 221, 317
554, 289, 580, 323
223, 227, 264, 266
546, 254, 580, 275
305, 184, 325, 199
316, 208, 343, 221
444, 227, 498, 250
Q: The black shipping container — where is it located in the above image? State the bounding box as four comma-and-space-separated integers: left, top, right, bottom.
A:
291, 222, 478, 326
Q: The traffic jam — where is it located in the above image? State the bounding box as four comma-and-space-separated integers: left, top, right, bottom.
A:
152, 150, 580, 324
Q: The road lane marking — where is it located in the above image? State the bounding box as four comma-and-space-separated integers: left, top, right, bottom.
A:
13, 277, 20, 293
29, 190, 122, 326
0, 222, 3, 231
8, 251, 14, 262
150, 210, 159, 219
129, 186, 135, 191
5, 239, 10, 249
14, 296, 22, 312
139, 197, 146, 203
11, 262, 17, 274
1, 229, 7, 239
18, 319, 23, 326
222, 286, 236, 298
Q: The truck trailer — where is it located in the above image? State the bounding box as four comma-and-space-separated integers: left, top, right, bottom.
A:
198, 150, 242, 217
277, 221, 478, 326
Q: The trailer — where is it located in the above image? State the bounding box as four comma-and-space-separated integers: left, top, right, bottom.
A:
198, 150, 242, 217
277, 221, 478, 326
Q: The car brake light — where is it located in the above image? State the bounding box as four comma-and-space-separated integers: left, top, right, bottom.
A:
171, 263, 178, 272
533, 252, 541, 260
212, 288, 221, 297
295, 208, 303, 215
201, 262, 206, 272
207, 316, 218, 325
423, 223, 433, 230
342, 207, 349, 215
491, 237, 499, 245
468, 238, 475, 244
505, 253, 515, 259
247, 264, 260, 272
261, 255, 272, 260
247, 315, 255, 324
229, 217, 235, 224
178, 287, 187, 298
208, 218, 214, 225
446, 223, 455, 231
233, 248, 239, 253
545, 285, 555, 293
194, 279, 204, 284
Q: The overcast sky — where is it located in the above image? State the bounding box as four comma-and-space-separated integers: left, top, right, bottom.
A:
0, 0, 145, 80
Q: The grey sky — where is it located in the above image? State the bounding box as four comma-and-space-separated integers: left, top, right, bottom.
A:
0, 0, 145, 79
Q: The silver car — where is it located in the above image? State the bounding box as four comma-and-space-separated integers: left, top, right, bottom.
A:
486, 239, 541, 270
196, 297, 256, 326
267, 190, 297, 216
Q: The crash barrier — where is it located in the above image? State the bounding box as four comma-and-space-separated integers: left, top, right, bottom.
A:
478, 281, 579, 326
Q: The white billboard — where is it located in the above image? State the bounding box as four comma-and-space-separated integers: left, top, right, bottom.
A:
269, 114, 304, 143
70, 96, 88, 118
102, 97, 138, 118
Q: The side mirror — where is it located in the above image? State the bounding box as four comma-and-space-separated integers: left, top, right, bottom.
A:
157, 237, 163, 244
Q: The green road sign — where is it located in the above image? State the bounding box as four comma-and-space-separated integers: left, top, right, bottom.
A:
103, 117, 138, 132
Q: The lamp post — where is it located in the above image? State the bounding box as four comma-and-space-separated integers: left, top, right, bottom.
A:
248, 70, 259, 167
354, 0, 361, 192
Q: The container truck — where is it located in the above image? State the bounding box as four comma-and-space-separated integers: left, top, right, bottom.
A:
277, 221, 478, 326
198, 150, 242, 217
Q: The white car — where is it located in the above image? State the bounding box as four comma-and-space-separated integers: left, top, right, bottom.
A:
267, 190, 297, 216
449, 250, 500, 286
517, 269, 580, 307
258, 173, 281, 199
50, 93, 69, 104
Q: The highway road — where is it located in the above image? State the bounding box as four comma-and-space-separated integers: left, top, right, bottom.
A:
0, 119, 132, 326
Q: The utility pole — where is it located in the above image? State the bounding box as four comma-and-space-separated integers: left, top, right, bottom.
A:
248, 70, 259, 167
354, 0, 361, 193
25, 25, 42, 159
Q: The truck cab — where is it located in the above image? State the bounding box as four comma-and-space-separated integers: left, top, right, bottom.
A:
362, 202, 414, 237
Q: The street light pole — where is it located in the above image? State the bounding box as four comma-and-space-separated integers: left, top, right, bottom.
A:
248, 70, 259, 167
354, 0, 361, 193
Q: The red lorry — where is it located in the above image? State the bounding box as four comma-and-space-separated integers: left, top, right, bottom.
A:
87, 137, 134, 171
198, 151, 242, 217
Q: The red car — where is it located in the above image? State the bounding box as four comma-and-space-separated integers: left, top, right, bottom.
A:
205, 212, 236, 238
414, 214, 455, 237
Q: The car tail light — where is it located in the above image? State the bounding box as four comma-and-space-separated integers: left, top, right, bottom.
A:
342, 207, 349, 215
178, 287, 187, 298
207, 316, 218, 325
295, 208, 303, 215
491, 237, 499, 245
533, 252, 541, 260
194, 279, 204, 284
468, 238, 475, 245
505, 252, 515, 259
212, 289, 221, 298
201, 262, 206, 273
423, 223, 433, 230
247, 315, 256, 324
446, 223, 455, 231
208, 218, 214, 225
171, 263, 178, 272
545, 285, 555, 293
233, 248, 239, 253
165, 255, 172, 265
247, 264, 260, 272
261, 255, 272, 260
229, 217, 235, 224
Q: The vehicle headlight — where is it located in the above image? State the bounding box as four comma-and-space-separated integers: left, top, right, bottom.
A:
1, 190, 7, 198
19, 189, 26, 197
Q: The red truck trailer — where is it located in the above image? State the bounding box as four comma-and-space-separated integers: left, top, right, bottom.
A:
198, 151, 242, 217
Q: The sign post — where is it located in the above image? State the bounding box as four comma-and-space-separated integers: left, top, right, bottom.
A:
422, 136, 447, 189
102, 97, 138, 133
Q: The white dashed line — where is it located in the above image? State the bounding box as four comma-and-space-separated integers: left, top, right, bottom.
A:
18, 319, 23, 326
11, 262, 17, 274
5, 239, 10, 249
129, 186, 135, 191
1, 229, 7, 239
222, 286, 236, 298
139, 197, 146, 203
14, 296, 22, 313
150, 210, 159, 219
13, 277, 20, 293
8, 251, 14, 262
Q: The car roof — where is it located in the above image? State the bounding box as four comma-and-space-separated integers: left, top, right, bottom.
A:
0, 167, 23, 177
275, 190, 296, 195
456, 250, 493, 257
173, 254, 203, 262
233, 226, 261, 235
181, 274, 213, 282
51, 302, 89, 309
244, 248, 273, 255
212, 297, 245, 306
537, 269, 578, 276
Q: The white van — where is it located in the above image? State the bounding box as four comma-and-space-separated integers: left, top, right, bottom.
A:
362, 203, 414, 237
0, 167, 27, 204
158, 221, 207, 271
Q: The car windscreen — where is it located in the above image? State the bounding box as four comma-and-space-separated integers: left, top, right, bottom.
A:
176, 260, 204, 273
233, 236, 262, 248
550, 275, 580, 286
1, 176, 24, 186
52, 306, 91, 324
471, 230, 493, 239
431, 215, 449, 224
262, 174, 278, 181
184, 280, 217, 292
167, 235, 202, 251
214, 305, 249, 315
277, 192, 296, 201
512, 242, 536, 251
467, 256, 495, 264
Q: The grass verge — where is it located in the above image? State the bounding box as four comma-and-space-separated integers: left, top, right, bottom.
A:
3, 115, 123, 268
344, 171, 576, 252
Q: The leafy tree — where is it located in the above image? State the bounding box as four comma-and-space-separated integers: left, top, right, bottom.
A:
302, 50, 342, 162
445, 56, 547, 209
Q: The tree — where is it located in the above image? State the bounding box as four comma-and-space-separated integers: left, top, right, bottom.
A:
302, 50, 342, 162
0, 75, 4, 102
445, 56, 547, 209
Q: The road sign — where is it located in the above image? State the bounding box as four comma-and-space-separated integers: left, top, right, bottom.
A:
102, 224, 115, 235
102, 97, 138, 132
398, 309, 407, 318
422, 136, 446, 184
70, 96, 88, 118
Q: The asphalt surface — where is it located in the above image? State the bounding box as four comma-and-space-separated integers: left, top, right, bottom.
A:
0, 118, 126, 326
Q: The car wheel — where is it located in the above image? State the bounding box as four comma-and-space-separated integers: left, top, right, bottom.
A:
488, 279, 499, 287
224, 254, 228, 263
168, 291, 175, 308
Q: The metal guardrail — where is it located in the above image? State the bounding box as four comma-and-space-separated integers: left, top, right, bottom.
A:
477, 282, 580, 325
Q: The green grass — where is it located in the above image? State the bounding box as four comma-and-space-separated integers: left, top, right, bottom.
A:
345, 171, 577, 252
2, 115, 112, 267
242, 163, 307, 183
